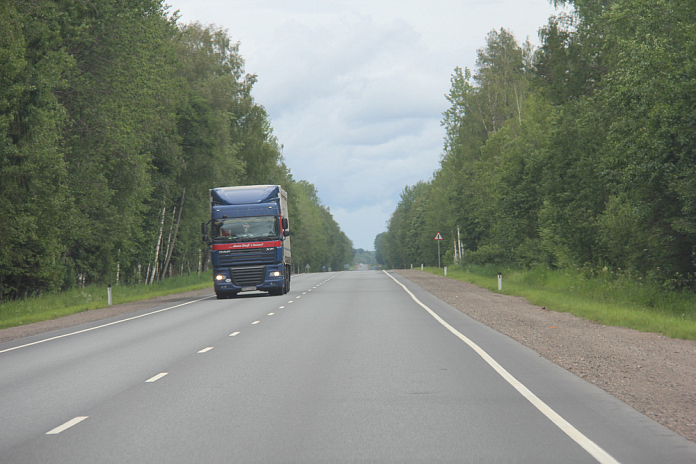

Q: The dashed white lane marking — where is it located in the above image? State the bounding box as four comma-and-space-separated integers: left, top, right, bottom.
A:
384, 270, 620, 464
288, 301, 294, 304
302, 292, 307, 295
0, 296, 213, 355
279, 306, 285, 309
268, 313, 275, 316
198, 347, 214, 353
230, 332, 240, 337
46, 416, 88, 435
146, 373, 168, 383
251, 321, 260, 325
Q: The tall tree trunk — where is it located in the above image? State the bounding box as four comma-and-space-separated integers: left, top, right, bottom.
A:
162, 188, 185, 279
149, 205, 166, 285
161, 206, 177, 280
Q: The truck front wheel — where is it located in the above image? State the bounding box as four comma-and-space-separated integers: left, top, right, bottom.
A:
283, 266, 291, 294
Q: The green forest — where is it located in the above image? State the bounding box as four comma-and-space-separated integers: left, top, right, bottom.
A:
376, 0, 696, 291
0, 0, 352, 301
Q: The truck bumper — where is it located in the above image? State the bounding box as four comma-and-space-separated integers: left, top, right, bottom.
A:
214, 264, 285, 296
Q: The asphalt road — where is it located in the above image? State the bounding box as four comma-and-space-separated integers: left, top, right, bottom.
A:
1, 271, 695, 463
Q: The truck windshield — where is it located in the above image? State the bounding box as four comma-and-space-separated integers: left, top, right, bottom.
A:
213, 216, 279, 242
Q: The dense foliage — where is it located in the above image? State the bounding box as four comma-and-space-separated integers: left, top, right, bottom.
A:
377, 0, 696, 290
0, 0, 352, 301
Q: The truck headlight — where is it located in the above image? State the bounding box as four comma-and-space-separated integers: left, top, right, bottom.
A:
215, 274, 225, 281
270, 271, 281, 277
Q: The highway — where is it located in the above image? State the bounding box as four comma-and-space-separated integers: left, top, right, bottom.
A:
1, 270, 695, 463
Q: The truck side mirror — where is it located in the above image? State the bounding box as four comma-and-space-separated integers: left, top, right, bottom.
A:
282, 218, 289, 229
283, 230, 291, 237
201, 221, 209, 242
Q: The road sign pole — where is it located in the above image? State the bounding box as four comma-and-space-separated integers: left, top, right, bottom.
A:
438, 241, 441, 268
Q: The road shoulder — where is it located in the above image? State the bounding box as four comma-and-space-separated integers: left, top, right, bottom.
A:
0, 288, 214, 345
393, 269, 696, 443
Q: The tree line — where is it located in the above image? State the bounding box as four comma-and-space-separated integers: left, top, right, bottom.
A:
0, 0, 352, 301
376, 0, 696, 290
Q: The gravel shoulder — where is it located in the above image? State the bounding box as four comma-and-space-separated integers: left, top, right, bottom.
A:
394, 269, 696, 443
2, 272, 695, 442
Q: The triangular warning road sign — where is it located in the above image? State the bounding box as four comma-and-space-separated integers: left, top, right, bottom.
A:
433, 231, 444, 241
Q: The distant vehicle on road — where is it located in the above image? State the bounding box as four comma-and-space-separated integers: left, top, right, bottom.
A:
202, 185, 291, 299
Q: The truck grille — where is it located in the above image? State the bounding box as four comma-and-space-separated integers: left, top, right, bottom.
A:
218, 248, 276, 266
231, 266, 266, 287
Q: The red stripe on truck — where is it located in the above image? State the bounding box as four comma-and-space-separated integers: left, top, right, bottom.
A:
212, 241, 282, 251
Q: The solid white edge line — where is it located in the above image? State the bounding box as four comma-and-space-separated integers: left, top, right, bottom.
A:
1, 296, 214, 355
146, 372, 168, 383
46, 416, 88, 435
383, 270, 620, 464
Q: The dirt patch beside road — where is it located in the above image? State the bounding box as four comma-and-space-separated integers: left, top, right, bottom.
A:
394, 269, 696, 443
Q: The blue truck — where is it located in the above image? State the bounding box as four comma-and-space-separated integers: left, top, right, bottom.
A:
202, 185, 291, 299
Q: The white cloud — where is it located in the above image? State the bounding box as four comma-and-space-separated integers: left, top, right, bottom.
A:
330, 200, 396, 251
170, 0, 561, 250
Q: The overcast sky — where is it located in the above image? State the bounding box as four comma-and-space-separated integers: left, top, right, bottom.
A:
168, 0, 561, 250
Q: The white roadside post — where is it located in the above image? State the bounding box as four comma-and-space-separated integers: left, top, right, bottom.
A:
498, 273, 503, 291
107, 285, 113, 306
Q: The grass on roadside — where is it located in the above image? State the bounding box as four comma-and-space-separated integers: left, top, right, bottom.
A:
424, 265, 696, 341
0, 271, 213, 330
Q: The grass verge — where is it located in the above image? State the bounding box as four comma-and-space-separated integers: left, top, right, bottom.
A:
424, 265, 696, 341
0, 272, 213, 330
